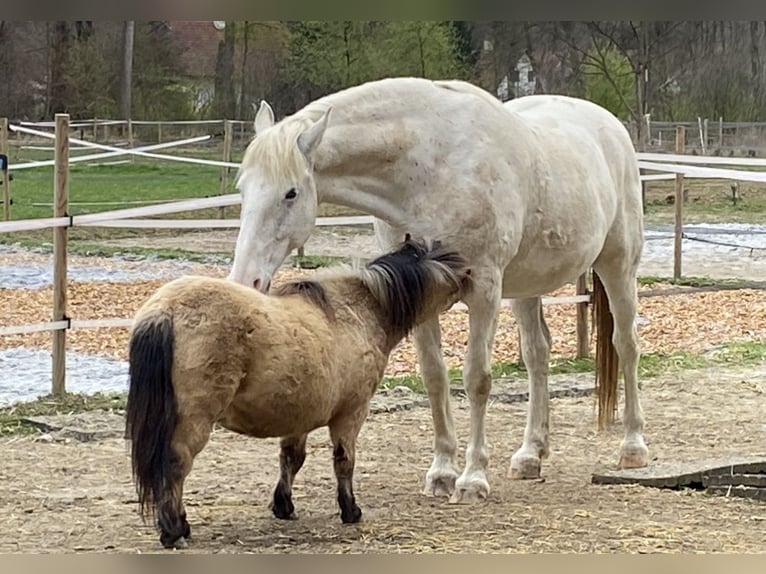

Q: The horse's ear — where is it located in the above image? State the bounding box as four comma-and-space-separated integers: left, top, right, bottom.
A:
298, 106, 332, 159
254, 100, 275, 134
404, 233, 412, 242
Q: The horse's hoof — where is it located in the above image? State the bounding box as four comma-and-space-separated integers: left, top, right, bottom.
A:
423, 462, 458, 497
449, 474, 489, 504
423, 475, 456, 497
618, 443, 649, 469
508, 454, 542, 480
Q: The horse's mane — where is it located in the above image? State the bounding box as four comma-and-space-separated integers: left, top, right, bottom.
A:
359, 237, 470, 336
237, 113, 320, 189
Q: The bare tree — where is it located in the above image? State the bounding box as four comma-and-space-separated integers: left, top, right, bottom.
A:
120, 21, 135, 120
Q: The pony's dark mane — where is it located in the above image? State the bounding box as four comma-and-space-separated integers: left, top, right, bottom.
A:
273, 280, 336, 321
363, 238, 469, 336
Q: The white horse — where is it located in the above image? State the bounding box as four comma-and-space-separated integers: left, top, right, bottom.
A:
228, 77, 648, 504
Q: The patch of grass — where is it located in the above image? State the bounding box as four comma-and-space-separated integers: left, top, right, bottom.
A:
643, 178, 766, 225
289, 254, 350, 269
379, 341, 766, 396
636, 275, 757, 288
0, 392, 126, 436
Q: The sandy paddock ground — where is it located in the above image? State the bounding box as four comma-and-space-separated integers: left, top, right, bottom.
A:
0, 364, 764, 554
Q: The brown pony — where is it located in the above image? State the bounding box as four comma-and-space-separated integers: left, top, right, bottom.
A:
125, 238, 471, 549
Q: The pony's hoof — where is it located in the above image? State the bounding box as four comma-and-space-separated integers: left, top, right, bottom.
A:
618, 441, 649, 469
449, 474, 489, 504
160, 533, 189, 550
172, 537, 189, 549
508, 454, 542, 480
270, 502, 298, 521
340, 505, 362, 524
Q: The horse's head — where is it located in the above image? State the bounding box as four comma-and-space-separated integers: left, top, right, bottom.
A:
228, 101, 332, 292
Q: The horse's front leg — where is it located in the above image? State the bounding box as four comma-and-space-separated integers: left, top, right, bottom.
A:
450, 277, 502, 504
328, 414, 366, 523
270, 433, 308, 520
509, 297, 552, 479
413, 316, 459, 497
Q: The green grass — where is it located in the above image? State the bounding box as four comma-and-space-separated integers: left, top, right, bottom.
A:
643, 178, 766, 225
636, 275, 762, 288
0, 392, 126, 436
378, 341, 766, 395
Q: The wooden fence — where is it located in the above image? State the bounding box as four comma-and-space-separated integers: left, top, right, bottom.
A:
2, 114, 766, 395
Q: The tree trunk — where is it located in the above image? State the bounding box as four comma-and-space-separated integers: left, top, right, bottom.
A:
213, 21, 236, 118
237, 21, 250, 118
120, 21, 135, 121
48, 21, 70, 116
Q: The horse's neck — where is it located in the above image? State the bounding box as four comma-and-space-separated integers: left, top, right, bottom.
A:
300, 107, 417, 225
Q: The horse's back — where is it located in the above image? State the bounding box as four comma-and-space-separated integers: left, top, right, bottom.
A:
505, 94, 640, 199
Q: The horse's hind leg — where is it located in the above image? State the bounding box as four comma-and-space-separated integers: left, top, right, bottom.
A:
328, 413, 366, 523
413, 316, 459, 497
591, 258, 649, 469
158, 415, 213, 549
270, 433, 308, 520
509, 297, 552, 479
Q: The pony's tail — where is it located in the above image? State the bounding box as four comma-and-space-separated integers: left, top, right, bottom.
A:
125, 311, 177, 522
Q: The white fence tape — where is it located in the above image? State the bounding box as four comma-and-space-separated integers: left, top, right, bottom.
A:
79, 215, 377, 229
638, 160, 766, 183
10, 134, 212, 170
637, 152, 766, 168
9, 124, 239, 169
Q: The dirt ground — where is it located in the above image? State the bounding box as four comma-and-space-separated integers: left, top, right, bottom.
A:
0, 365, 764, 554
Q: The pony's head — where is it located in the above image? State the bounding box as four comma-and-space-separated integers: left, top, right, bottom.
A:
228, 100, 332, 292
360, 236, 472, 338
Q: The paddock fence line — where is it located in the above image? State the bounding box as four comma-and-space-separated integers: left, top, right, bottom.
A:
3, 114, 766, 395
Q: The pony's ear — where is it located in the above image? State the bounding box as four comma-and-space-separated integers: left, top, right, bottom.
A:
254, 100, 275, 134
404, 233, 412, 242
298, 106, 332, 159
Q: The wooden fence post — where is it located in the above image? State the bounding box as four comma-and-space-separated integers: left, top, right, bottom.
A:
127, 118, 134, 163
576, 273, 589, 359
52, 113, 70, 397
673, 125, 685, 280
219, 119, 233, 219
1, 118, 10, 221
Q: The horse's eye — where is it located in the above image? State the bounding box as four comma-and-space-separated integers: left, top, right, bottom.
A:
285, 188, 297, 200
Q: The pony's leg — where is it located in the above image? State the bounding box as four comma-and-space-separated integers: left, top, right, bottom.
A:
270, 433, 308, 520
592, 261, 649, 469
451, 280, 502, 504
158, 416, 213, 549
509, 297, 552, 479
413, 316, 459, 497
328, 414, 366, 524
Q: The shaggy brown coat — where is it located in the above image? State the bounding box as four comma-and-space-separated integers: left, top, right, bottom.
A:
125, 238, 470, 549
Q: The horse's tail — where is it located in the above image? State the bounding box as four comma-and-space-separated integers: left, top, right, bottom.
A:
592, 271, 619, 430
125, 310, 177, 521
